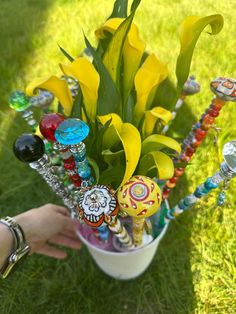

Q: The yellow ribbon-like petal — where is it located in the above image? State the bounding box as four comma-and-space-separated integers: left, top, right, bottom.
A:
138, 151, 174, 180
96, 18, 146, 100
134, 54, 168, 121
142, 106, 173, 137
141, 134, 181, 156
97, 113, 123, 149
60, 57, 100, 120
115, 123, 141, 187
26, 76, 73, 116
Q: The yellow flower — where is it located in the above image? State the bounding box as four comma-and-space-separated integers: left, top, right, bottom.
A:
60, 57, 100, 121
134, 54, 168, 121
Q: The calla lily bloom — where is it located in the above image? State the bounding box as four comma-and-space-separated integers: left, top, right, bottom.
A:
96, 18, 146, 99
60, 57, 100, 121
26, 76, 73, 116
142, 106, 173, 138
134, 54, 168, 121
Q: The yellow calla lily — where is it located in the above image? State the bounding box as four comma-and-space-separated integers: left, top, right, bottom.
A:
142, 106, 173, 137
115, 123, 141, 187
26, 76, 73, 116
96, 18, 146, 99
134, 54, 168, 121
60, 57, 100, 120
141, 134, 181, 156
138, 151, 174, 180
97, 113, 123, 148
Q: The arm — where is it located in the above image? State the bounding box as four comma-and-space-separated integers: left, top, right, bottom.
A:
0, 204, 81, 269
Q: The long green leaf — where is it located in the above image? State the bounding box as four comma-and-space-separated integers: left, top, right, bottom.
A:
109, 0, 128, 18
58, 44, 74, 62
176, 14, 223, 92
88, 157, 100, 183
70, 85, 82, 118
103, 11, 135, 88
142, 134, 181, 156
131, 0, 142, 12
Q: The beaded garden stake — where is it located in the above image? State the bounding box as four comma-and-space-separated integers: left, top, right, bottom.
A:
13, 134, 78, 218
40, 114, 82, 189
158, 140, 236, 232
118, 176, 162, 247
163, 77, 236, 200
9, 91, 38, 131
78, 185, 133, 249
162, 75, 200, 134
55, 118, 94, 187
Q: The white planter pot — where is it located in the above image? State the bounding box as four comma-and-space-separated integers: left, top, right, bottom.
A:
77, 222, 169, 280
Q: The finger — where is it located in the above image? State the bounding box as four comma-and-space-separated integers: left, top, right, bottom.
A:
49, 234, 81, 250
61, 229, 80, 239
36, 244, 67, 259
62, 216, 80, 233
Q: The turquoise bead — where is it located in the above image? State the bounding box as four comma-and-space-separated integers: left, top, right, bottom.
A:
204, 178, 218, 190
55, 118, 89, 145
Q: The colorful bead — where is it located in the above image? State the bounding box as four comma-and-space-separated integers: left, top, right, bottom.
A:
212, 98, 225, 108
174, 168, 184, 177
55, 119, 89, 145
13, 134, 45, 163
204, 177, 219, 190
195, 128, 207, 141
203, 114, 215, 124
208, 109, 219, 117
30, 90, 54, 110
210, 77, 236, 102
40, 113, 65, 142
217, 191, 226, 206
9, 91, 31, 112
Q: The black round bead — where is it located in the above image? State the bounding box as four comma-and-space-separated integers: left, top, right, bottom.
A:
13, 134, 45, 163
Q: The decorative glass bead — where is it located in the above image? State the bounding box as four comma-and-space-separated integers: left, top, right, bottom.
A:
204, 177, 219, 190
40, 113, 65, 142
195, 128, 207, 141
9, 91, 31, 112
211, 104, 221, 112
174, 167, 184, 177
191, 139, 202, 148
183, 194, 198, 206
30, 90, 54, 109
166, 180, 176, 188
201, 121, 212, 131
212, 98, 225, 108
223, 141, 236, 173
185, 145, 195, 157
181, 154, 191, 162
203, 114, 215, 124
208, 109, 219, 117
178, 199, 188, 210
217, 191, 226, 206
13, 134, 45, 163
55, 119, 89, 145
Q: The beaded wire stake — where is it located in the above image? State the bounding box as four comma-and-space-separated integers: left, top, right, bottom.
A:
162, 75, 200, 134
162, 77, 236, 200
157, 140, 236, 233
9, 91, 38, 131
13, 134, 78, 218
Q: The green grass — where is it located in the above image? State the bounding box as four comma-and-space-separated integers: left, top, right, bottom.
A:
0, 0, 236, 313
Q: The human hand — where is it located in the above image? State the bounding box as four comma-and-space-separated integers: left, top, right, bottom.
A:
15, 204, 81, 259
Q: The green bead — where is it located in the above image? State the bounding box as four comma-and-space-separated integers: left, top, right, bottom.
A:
9, 91, 30, 112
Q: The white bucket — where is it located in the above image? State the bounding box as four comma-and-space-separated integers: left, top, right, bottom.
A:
77, 222, 169, 280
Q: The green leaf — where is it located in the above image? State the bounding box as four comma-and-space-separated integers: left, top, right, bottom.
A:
131, 0, 142, 12
138, 151, 174, 179
102, 149, 125, 167
109, 0, 128, 18
122, 90, 135, 123
176, 14, 224, 93
70, 85, 82, 118
84, 35, 120, 115
142, 134, 181, 156
99, 165, 125, 188
103, 11, 135, 89
58, 44, 74, 62
88, 157, 100, 183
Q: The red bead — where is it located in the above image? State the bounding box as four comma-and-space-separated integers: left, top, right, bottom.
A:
212, 98, 225, 108
174, 167, 184, 177
185, 145, 195, 157
201, 122, 212, 131
181, 154, 191, 162
73, 179, 82, 187
39, 113, 65, 142
166, 181, 176, 188
169, 176, 179, 184
162, 187, 171, 199
208, 109, 219, 117
64, 161, 76, 170
203, 114, 215, 125
195, 128, 207, 141
191, 139, 202, 148
211, 105, 221, 112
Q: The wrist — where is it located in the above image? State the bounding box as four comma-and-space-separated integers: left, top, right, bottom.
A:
0, 222, 15, 269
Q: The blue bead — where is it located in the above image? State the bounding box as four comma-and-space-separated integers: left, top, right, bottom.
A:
55, 118, 89, 145
178, 199, 188, 210
194, 186, 208, 197
78, 166, 91, 179
204, 178, 218, 190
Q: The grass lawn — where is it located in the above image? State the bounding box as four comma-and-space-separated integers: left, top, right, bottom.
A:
0, 0, 236, 313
